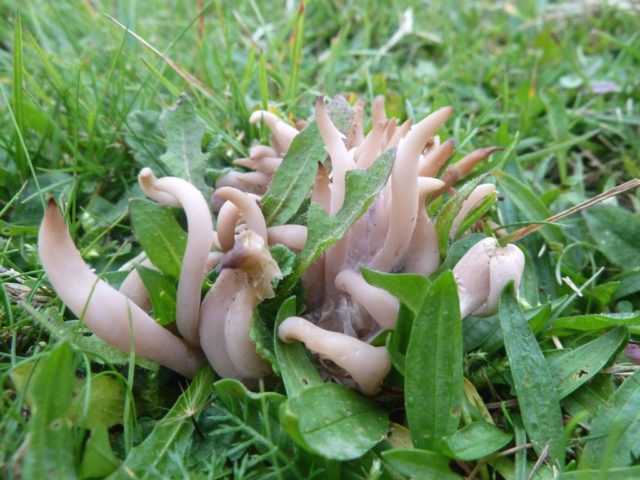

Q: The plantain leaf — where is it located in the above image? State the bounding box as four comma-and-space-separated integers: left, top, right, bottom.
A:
580, 370, 640, 469
273, 297, 323, 397
261, 96, 355, 226
381, 449, 461, 479
22, 342, 76, 480
159, 96, 210, 197
280, 383, 388, 460
549, 327, 627, 399
499, 283, 564, 462
405, 271, 463, 450
279, 147, 394, 294
129, 199, 187, 278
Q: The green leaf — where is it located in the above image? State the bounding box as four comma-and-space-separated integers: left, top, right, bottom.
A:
360, 268, 430, 315
549, 327, 627, 399
261, 96, 355, 226
495, 170, 564, 244
22, 342, 76, 480
71, 373, 126, 429
159, 96, 210, 196
553, 313, 640, 335
80, 424, 121, 479
273, 297, 323, 397
280, 383, 388, 460
580, 370, 640, 468
124, 110, 166, 174
440, 421, 513, 461
435, 177, 485, 257
109, 366, 215, 480
583, 204, 640, 270
453, 190, 497, 239
280, 148, 395, 293
136, 265, 177, 325
405, 271, 463, 450
269, 244, 297, 281
560, 466, 640, 479
129, 199, 187, 278
499, 283, 564, 461
381, 449, 461, 479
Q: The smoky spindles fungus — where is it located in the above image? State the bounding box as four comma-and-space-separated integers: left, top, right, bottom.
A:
38, 95, 523, 395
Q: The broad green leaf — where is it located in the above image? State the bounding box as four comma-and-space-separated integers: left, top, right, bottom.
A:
583, 204, 640, 269
109, 366, 215, 480
280, 383, 388, 460
251, 311, 278, 373
580, 370, 640, 468
269, 244, 297, 280
70, 373, 126, 429
440, 421, 513, 460
136, 265, 177, 325
360, 268, 430, 315
124, 110, 166, 174
80, 424, 121, 479
499, 283, 564, 461
563, 374, 614, 420
129, 199, 187, 278
361, 269, 431, 375
280, 148, 394, 293
405, 271, 463, 450
553, 313, 640, 335
381, 449, 461, 479
22, 342, 76, 480
494, 170, 563, 244
261, 96, 355, 226
560, 466, 640, 479
492, 456, 555, 480
549, 327, 627, 399
159, 96, 210, 196
273, 297, 322, 397
435, 177, 485, 257
214, 378, 286, 418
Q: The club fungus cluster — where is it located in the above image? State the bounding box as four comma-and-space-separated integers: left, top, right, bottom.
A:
39, 96, 525, 395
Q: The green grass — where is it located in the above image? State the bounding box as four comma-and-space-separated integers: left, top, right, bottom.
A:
1, 0, 640, 478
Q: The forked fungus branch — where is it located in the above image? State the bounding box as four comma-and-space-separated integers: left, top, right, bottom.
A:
39, 96, 525, 395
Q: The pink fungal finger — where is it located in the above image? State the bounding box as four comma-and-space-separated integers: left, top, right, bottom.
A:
474, 244, 525, 316
215, 187, 268, 244
267, 224, 307, 251
441, 146, 501, 187
334, 270, 399, 330
346, 99, 366, 149
278, 316, 391, 395
452, 237, 497, 318
403, 177, 446, 275
355, 121, 387, 168
214, 171, 271, 197
119, 257, 155, 311
316, 97, 354, 214
39, 200, 205, 378
216, 201, 242, 252
138, 168, 213, 346
419, 138, 456, 178
371, 95, 387, 126
372, 106, 453, 272
450, 183, 496, 239
249, 110, 299, 154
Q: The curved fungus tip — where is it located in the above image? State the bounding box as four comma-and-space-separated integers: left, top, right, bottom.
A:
39, 201, 205, 378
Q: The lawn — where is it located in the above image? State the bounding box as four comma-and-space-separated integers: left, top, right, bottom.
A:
1, 0, 640, 478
